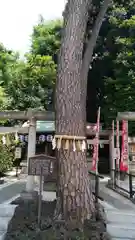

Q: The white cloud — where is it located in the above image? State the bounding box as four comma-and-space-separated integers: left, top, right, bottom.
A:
0, 0, 66, 54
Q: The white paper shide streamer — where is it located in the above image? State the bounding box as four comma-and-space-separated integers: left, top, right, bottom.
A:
2, 136, 6, 145
52, 136, 56, 150
81, 140, 86, 152
15, 132, 19, 141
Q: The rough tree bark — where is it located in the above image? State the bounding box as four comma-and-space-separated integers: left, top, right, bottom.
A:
55, 0, 95, 224
55, 0, 111, 225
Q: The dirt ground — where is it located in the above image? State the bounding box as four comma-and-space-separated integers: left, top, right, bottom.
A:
4, 198, 110, 240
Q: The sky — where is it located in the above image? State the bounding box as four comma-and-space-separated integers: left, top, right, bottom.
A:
0, 0, 66, 55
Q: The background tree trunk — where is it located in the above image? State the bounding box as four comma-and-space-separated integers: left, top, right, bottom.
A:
55, 0, 95, 224
81, 0, 111, 120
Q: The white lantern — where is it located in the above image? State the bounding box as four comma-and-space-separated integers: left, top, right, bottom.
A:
19, 135, 24, 142
39, 135, 46, 142
47, 135, 53, 142
25, 135, 28, 142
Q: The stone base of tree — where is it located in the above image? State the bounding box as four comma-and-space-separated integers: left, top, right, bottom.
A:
0, 179, 4, 184
4, 198, 110, 240
20, 190, 38, 201
43, 182, 56, 192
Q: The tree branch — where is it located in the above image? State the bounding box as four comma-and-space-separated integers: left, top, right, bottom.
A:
82, 0, 111, 77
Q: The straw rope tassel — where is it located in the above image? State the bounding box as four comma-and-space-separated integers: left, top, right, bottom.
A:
77, 140, 81, 151
65, 139, 69, 150
52, 135, 86, 150
57, 136, 62, 150
73, 137, 76, 151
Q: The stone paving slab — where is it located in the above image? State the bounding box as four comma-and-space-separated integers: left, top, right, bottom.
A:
99, 183, 135, 210
0, 205, 17, 240
107, 223, 135, 239
0, 204, 17, 217
111, 238, 134, 240
0, 217, 11, 231
105, 209, 135, 224
0, 232, 5, 240
0, 181, 25, 204
115, 180, 135, 194
100, 200, 116, 210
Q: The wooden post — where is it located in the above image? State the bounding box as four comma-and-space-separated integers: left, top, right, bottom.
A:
127, 121, 129, 174
38, 168, 43, 228
116, 120, 120, 184
109, 121, 115, 186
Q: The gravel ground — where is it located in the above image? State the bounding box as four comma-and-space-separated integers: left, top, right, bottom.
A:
4, 198, 110, 240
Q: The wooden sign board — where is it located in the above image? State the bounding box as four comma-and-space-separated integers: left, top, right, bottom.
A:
15, 147, 22, 159
129, 144, 135, 154
28, 154, 56, 176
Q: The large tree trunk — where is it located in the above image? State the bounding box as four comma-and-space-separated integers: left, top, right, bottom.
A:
55, 0, 95, 224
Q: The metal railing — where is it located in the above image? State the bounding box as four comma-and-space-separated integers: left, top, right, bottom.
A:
88, 171, 104, 204
111, 169, 135, 200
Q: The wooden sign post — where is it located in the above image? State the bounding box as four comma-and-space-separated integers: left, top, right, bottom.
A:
28, 154, 56, 228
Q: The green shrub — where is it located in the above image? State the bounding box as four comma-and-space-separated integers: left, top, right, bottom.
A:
0, 135, 15, 175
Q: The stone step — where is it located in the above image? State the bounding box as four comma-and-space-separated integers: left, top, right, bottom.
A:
0, 204, 17, 217
105, 209, 135, 224
107, 223, 135, 238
